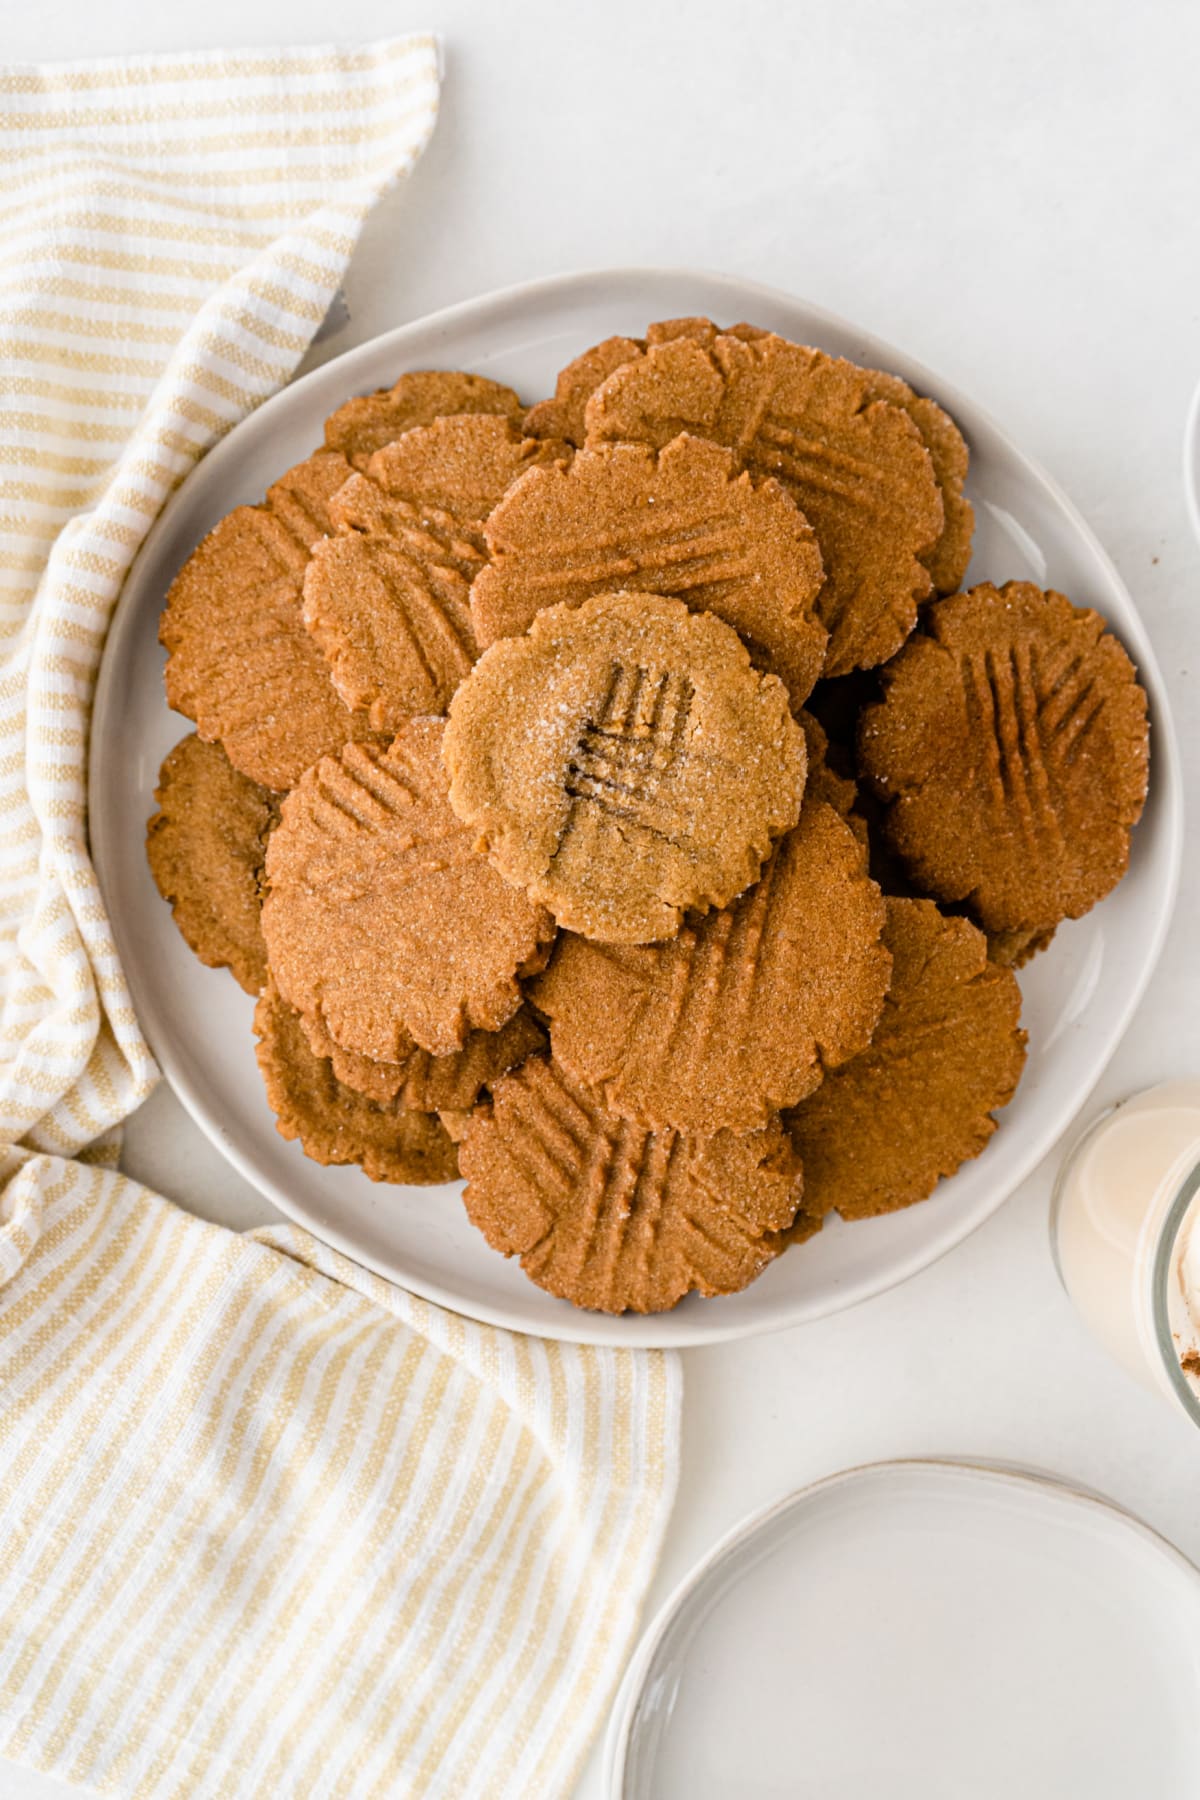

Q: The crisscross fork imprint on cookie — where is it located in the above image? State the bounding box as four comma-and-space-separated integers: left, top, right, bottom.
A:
563, 661, 695, 831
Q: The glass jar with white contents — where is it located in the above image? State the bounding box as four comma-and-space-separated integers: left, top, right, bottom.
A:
1052, 1080, 1200, 1427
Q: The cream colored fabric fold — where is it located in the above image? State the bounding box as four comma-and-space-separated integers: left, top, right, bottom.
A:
0, 37, 440, 1157
0, 43, 682, 1799
0, 1156, 681, 1797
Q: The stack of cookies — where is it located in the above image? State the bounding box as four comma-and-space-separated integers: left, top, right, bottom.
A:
148, 317, 1151, 1314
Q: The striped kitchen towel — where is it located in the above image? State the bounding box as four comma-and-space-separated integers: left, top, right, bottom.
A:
0, 43, 681, 1800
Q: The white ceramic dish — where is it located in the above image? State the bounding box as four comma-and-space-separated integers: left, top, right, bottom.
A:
605, 1460, 1200, 1799
1183, 374, 1200, 545
89, 267, 1182, 1347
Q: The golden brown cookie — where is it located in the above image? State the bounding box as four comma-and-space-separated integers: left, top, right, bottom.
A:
796, 708, 862, 837
532, 799, 888, 1133
437, 1108, 476, 1144
522, 320, 769, 450
458, 1054, 808, 1313
323, 370, 523, 469
303, 417, 571, 735
616, 317, 972, 595
645, 316, 761, 346
300, 1004, 546, 1108
858, 368, 973, 595
857, 581, 1150, 933
146, 733, 279, 995
161, 451, 376, 790
584, 331, 944, 676
354, 413, 570, 551
300, 496, 470, 736
530, 319, 970, 597
985, 924, 1056, 969
262, 717, 554, 1058
522, 322, 754, 447
254, 979, 459, 1184
470, 434, 827, 708
299, 527, 473, 734
444, 590, 806, 943
524, 337, 645, 446
786, 898, 1026, 1218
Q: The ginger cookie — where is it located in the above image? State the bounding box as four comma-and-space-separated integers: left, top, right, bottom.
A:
437, 1108, 476, 1144
786, 898, 1026, 1218
262, 717, 553, 1059
523, 320, 772, 448
301, 486, 472, 734
986, 924, 1056, 968
300, 525, 474, 735
303, 417, 570, 734
444, 590, 806, 943
521, 319, 766, 447
857, 581, 1150, 933
579, 316, 972, 597
470, 434, 828, 708
254, 979, 459, 1184
146, 732, 279, 995
858, 368, 973, 595
300, 1004, 545, 1109
353, 413, 570, 555
323, 370, 523, 469
646, 316, 761, 346
161, 450, 375, 790
796, 708, 863, 839
684, 318, 972, 594
524, 337, 645, 446
532, 319, 969, 597
532, 798, 888, 1134
584, 330, 944, 676
458, 1054, 808, 1313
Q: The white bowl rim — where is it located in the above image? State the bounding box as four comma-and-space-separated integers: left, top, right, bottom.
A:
1182, 374, 1200, 546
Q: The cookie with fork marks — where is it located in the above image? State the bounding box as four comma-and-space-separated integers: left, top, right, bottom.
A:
584, 329, 945, 676
857, 581, 1149, 933
459, 1054, 812, 1313
470, 433, 827, 709
786, 898, 1026, 1218
443, 590, 806, 943
302, 415, 568, 732
531, 797, 888, 1133
262, 717, 554, 1058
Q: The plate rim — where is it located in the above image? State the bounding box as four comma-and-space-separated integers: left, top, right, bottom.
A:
602, 1455, 1200, 1795
90, 264, 1185, 1348
1182, 373, 1200, 546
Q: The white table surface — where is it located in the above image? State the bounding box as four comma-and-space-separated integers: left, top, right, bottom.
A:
8, 1, 1200, 1794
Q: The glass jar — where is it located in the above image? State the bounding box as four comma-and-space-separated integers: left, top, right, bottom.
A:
1051, 1080, 1200, 1427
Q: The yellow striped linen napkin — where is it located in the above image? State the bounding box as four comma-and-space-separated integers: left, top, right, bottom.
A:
0, 1156, 680, 1797
0, 43, 682, 1799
